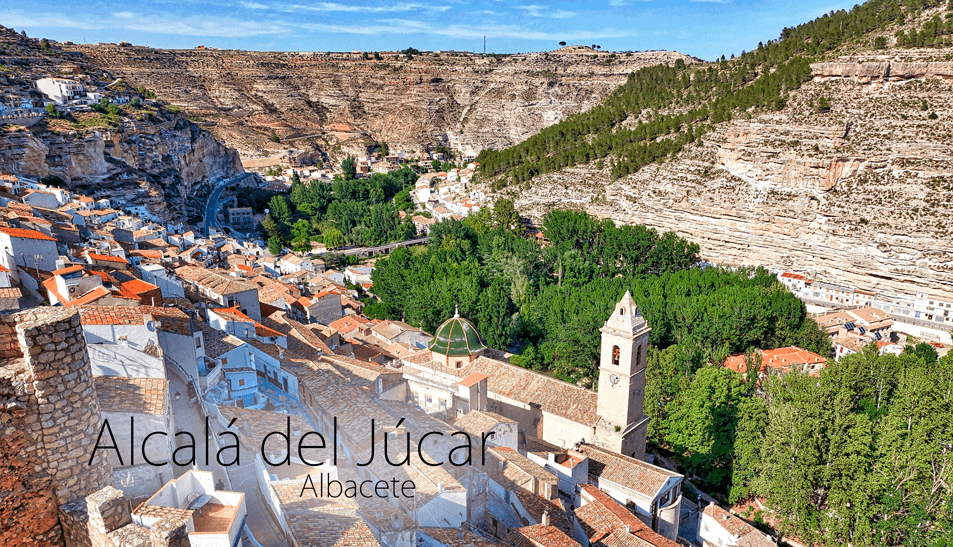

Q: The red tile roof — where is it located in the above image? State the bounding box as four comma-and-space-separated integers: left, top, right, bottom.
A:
0, 287, 22, 299
95, 376, 168, 415
503, 524, 580, 547
118, 278, 159, 299
214, 307, 285, 339
577, 443, 681, 498
0, 226, 57, 241
52, 265, 84, 276
459, 372, 488, 388
65, 285, 111, 306
79, 306, 150, 325
87, 252, 129, 263
723, 346, 827, 375
328, 315, 370, 334
576, 485, 679, 547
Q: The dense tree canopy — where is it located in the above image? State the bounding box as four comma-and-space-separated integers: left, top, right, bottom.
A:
259, 168, 418, 253
733, 347, 953, 546
370, 210, 827, 386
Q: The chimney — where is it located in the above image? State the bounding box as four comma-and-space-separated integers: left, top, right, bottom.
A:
541, 511, 550, 526
457, 529, 464, 540
625, 525, 632, 534
437, 481, 444, 493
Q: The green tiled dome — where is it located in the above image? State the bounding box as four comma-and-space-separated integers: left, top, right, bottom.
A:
429, 310, 486, 356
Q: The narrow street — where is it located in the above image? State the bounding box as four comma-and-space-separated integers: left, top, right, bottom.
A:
166, 368, 287, 547
166, 371, 230, 485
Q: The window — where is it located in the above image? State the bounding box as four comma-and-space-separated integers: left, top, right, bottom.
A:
238, 379, 245, 387
612, 346, 620, 366
636, 346, 641, 369
455, 360, 463, 368
194, 336, 202, 349
221, 358, 228, 365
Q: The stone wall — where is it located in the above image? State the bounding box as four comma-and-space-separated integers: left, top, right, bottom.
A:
1, 308, 194, 547
0, 355, 63, 547
9, 308, 114, 504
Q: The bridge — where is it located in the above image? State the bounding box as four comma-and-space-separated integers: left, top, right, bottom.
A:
324, 237, 430, 258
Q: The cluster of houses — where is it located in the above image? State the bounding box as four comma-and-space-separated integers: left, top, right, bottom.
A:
714, 272, 950, 386
410, 164, 486, 234
0, 75, 135, 124
778, 272, 953, 346
0, 164, 790, 547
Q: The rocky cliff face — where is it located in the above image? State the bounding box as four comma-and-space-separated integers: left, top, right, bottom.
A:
66, 45, 695, 159
0, 112, 242, 222
509, 54, 953, 299
0, 25, 244, 222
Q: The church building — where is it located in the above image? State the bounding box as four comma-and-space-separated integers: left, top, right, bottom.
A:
400, 291, 650, 459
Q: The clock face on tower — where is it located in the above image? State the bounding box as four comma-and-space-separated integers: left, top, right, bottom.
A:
610, 374, 620, 384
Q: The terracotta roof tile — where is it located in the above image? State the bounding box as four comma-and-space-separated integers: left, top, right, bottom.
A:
503, 524, 581, 547
87, 252, 129, 263
94, 376, 168, 415
702, 503, 776, 547
577, 444, 681, 498
576, 485, 679, 547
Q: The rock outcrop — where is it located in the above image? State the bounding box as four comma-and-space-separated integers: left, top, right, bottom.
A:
0, 25, 244, 222
66, 44, 696, 158
510, 56, 953, 299
812, 60, 953, 82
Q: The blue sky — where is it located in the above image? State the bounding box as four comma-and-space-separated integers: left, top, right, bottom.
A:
3, 1, 859, 61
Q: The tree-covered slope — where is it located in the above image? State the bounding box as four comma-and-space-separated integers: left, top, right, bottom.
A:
476, 0, 953, 185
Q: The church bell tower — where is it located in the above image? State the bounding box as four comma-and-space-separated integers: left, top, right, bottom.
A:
596, 290, 650, 458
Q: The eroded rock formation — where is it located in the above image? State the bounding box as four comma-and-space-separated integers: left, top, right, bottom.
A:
511, 56, 953, 299
66, 44, 696, 158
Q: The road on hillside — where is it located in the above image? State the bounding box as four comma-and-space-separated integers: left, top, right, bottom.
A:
204, 173, 255, 235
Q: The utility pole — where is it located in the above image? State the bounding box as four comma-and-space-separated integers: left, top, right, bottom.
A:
483, 36, 486, 55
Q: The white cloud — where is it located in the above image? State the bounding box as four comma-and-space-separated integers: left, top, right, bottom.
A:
244, 2, 450, 13
112, 11, 288, 37
300, 18, 634, 41
608, 0, 651, 5
515, 4, 576, 19
0, 11, 104, 30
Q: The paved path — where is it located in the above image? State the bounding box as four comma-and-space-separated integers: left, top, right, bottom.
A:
215, 432, 287, 547
204, 173, 255, 235
166, 368, 287, 547
166, 372, 230, 485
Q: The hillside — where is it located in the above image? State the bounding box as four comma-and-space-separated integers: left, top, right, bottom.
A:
62, 44, 695, 162
480, 0, 953, 299
0, 26, 242, 222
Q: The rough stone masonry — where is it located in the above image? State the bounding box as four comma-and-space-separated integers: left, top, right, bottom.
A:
0, 308, 189, 547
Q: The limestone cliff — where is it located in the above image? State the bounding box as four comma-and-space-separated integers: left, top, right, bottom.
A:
509, 54, 953, 299
0, 25, 243, 222
65, 44, 695, 160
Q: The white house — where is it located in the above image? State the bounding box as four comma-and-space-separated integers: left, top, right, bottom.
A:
133, 470, 246, 547
95, 375, 177, 500
35, 77, 85, 105
698, 502, 777, 547
0, 226, 59, 278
